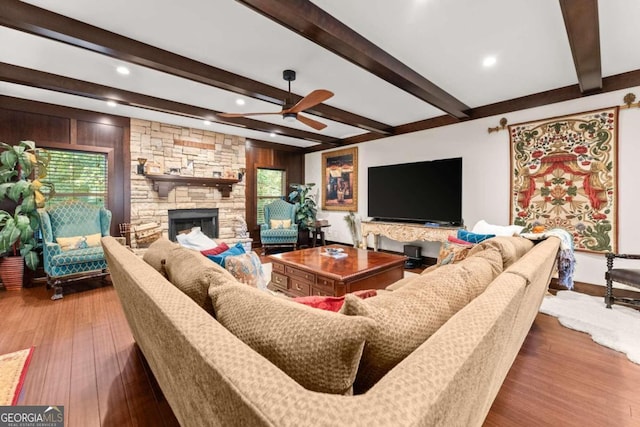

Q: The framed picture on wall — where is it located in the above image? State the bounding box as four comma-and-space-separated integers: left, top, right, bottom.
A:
321, 147, 358, 211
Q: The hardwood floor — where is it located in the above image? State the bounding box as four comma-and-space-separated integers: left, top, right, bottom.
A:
1, 283, 639, 426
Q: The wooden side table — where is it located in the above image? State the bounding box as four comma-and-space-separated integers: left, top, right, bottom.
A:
310, 223, 330, 247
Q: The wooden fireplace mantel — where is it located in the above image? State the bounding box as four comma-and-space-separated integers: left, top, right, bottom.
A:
146, 175, 240, 198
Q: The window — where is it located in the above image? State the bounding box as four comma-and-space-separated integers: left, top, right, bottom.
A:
42, 149, 108, 208
256, 168, 286, 225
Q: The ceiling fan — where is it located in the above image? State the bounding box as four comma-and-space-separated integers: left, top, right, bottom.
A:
217, 69, 333, 131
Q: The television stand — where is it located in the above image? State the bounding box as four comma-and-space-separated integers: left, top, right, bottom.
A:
360, 220, 461, 251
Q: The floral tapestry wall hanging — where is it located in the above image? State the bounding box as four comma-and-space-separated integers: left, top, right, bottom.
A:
509, 107, 618, 253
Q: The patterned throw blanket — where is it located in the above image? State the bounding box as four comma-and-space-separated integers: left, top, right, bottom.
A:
520, 228, 576, 289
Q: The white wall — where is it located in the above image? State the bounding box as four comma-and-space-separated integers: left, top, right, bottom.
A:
306, 85, 640, 286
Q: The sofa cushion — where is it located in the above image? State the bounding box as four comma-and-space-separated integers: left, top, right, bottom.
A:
224, 251, 266, 289
143, 237, 181, 272
164, 245, 237, 314
209, 283, 375, 394
467, 236, 534, 269
341, 253, 504, 393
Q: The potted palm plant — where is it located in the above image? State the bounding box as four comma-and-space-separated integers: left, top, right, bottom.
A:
288, 183, 317, 247
0, 140, 49, 290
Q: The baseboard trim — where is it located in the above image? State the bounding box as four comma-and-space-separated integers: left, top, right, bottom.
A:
549, 278, 640, 299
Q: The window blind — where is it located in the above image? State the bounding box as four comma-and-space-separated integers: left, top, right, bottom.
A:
43, 149, 108, 208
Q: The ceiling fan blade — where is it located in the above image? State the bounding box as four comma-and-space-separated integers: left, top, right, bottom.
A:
296, 113, 327, 131
217, 111, 283, 118
285, 89, 334, 114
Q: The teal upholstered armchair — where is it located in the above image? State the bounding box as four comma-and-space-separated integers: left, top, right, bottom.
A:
38, 200, 112, 300
260, 199, 298, 255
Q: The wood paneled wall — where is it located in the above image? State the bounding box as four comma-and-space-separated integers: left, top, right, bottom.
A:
0, 96, 130, 236
245, 140, 305, 244
0, 96, 306, 243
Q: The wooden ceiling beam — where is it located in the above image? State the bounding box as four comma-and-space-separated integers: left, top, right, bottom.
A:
306, 69, 640, 152
0, 62, 338, 145
0, 0, 392, 135
559, 0, 602, 93
237, 0, 470, 119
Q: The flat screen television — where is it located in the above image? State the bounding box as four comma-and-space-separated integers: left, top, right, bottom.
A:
368, 157, 462, 225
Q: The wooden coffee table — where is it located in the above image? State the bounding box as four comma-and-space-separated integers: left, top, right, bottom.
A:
267, 244, 406, 297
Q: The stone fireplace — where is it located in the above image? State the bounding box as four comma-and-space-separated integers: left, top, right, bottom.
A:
129, 119, 246, 246
168, 208, 219, 241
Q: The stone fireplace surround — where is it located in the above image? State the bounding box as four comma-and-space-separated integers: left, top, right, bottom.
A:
129, 119, 247, 248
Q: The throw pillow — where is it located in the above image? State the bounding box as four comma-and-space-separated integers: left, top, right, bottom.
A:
208, 283, 375, 394
437, 241, 473, 265
143, 237, 180, 272
457, 229, 495, 244
293, 289, 377, 312
200, 242, 229, 257
164, 245, 237, 314
175, 227, 218, 251
447, 235, 473, 245
205, 242, 245, 267
224, 251, 267, 289
269, 219, 291, 229
56, 233, 102, 251
471, 219, 524, 237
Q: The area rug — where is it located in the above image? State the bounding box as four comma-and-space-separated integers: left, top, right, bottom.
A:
0, 347, 34, 405
540, 291, 640, 364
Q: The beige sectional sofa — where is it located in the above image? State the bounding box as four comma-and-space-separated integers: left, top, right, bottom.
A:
102, 235, 560, 427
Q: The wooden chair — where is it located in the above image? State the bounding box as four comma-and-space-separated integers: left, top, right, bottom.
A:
604, 253, 640, 308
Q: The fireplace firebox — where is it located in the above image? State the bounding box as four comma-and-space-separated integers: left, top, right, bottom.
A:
168, 208, 218, 241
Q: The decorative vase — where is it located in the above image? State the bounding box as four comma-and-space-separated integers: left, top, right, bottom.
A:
0, 256, 25, 291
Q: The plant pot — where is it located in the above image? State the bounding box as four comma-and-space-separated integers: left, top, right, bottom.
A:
0, 256, 24, 291
298, 229, 311, 248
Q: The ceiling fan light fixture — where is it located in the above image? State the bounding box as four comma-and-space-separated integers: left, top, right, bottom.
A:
283, 112, 297, 123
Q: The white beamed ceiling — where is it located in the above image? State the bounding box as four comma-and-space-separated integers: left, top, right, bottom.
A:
2, 0, 640, 147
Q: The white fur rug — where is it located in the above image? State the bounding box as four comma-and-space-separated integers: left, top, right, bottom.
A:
261, 263, 418, 284
540, 291, 640, 364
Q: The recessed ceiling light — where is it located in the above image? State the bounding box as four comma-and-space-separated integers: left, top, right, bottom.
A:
116, 66, 130, 75
482, 56, 497, 68
106, 100, 117, 107
235, 98, 245, 106
203, 120, 211, 125
270, 133, 277, 138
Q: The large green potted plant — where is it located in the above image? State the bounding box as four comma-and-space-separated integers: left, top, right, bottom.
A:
289, 183, 317, 246
0, 140, 49, 290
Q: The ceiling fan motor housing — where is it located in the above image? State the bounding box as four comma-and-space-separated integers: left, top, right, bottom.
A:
283, 69, 296, 81
283, 112, 297, 123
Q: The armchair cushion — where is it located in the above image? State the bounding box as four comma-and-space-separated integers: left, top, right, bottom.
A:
49, 246, 107, 267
